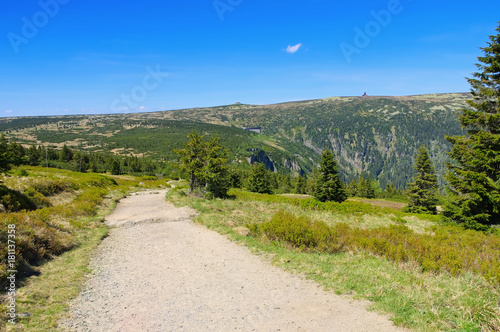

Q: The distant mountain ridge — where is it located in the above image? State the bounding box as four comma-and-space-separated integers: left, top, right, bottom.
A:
0, 93, 469, 189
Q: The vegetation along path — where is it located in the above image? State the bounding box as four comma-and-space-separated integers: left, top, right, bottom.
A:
62, 190, 406, 331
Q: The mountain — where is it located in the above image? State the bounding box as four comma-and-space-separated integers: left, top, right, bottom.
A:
0, 93, 469, 189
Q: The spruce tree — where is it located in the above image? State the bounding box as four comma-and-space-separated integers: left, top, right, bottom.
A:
444, 23, 500, 229
313, 149, 347, 203
202, 135, 230, 198
247, 162, 273, 194
175, 130, 206, 193
357, 176, 375, 199
110, 159, 121, 175
295, 174, 307, 194
403, 145, 438, 214
175, 131, 230, 197
0, 134, 14, 174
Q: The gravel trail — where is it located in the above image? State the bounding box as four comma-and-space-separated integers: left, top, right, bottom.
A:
62, 190, 406, 332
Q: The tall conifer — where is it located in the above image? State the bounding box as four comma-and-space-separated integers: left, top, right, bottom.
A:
444, 23, 500, 229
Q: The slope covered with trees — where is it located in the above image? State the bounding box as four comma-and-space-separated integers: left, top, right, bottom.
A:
0, 93, 468, 189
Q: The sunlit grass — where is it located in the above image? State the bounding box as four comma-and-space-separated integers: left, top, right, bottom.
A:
0, 166, 166, 331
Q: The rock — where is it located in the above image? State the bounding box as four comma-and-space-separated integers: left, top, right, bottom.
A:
0, 204, 5, 213
17, 312, 31, 318
234, 226, 251, 237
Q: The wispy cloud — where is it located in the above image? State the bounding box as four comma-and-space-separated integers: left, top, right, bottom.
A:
286, 43, 302, 54
5, 110, 12, 114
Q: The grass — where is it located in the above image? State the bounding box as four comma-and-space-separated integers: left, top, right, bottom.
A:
3, 225, 108, 331
166, 188, 500, 332
0, 166, 166, 331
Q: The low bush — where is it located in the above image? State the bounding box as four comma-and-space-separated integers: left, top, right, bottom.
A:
31, 179, 72, 196
253, 211, 500, 285
24, 187, 52, 208
0, 185, 37, 212
233, 190, 442, 223
0, 213, 75, 285
85, 174, 118, 188
0, 168, 122, 289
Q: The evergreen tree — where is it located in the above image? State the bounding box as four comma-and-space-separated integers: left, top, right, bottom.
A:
247, 162, 273, 194
444, 23, 500, 229
175, 131, 230, 198
8, 141, 25, 166
0, 134, 14, 174
295, 174, 307, 194
305, 169, 317, 195
202, 135, 230, 198
346, 179, 358, 197
228, 167, 245, 189
357, 176, 375, 199
279, 174, 293, 194
59, 144, 73, 162
403, 145, 438, 214
27, 144, 41, 166
175, 130, 206, 193
110, 159, 121, 175
313, 149, 347, 203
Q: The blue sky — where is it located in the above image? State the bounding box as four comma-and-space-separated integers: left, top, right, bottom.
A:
1, 0, 499, 117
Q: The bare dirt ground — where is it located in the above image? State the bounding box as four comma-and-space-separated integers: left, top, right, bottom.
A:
61, 190, 407, 332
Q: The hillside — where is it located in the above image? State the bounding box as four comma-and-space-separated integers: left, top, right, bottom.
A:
0, 93, 469, 188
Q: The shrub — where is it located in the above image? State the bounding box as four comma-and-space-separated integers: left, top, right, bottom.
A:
85, 174, 118, 187
254, 211, 500, 285
0, 213, 75, 287
0, 185, 37, 212
0, 168, 120, 289
232, 190, 442, 223
24, 187, 52, 208
31, 179, 70, 196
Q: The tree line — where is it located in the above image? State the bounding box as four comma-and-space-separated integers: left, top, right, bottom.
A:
0, 136, 164, 176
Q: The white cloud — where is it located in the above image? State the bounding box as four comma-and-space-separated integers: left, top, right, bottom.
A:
286, 43, 302, 54
5, 110, 12, 113
138, 106, 147, 111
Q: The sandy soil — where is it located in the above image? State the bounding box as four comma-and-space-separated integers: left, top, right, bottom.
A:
61, 190, 407, 332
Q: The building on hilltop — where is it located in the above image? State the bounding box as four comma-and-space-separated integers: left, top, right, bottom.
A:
242, 126, 262, 134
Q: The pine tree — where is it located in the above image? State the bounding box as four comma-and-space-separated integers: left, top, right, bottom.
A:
444, 23, 500, 229
403, 145, 438, 214
313, 149, 347, 203
247, 162, 273, 194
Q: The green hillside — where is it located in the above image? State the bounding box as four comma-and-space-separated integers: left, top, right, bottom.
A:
0, 117, 317, 175
0, 93, 469, 188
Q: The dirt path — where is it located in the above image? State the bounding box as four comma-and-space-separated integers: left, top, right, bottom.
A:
62, 190, 406, 332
